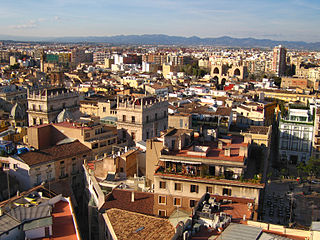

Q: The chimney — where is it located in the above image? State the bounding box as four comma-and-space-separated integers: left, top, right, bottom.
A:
224, 147, 230, 157
131, 191, 135, 202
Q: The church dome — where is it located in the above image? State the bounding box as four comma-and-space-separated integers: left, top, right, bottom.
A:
10, 103, 26, 120
56, 109, 74, 123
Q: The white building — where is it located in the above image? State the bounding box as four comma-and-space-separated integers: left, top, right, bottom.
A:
279, 105, 314, 164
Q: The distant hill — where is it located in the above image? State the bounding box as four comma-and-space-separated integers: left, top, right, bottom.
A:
1, 34, 320, 50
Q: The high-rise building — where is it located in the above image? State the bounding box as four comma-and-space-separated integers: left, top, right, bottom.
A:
272, 45, 287, 76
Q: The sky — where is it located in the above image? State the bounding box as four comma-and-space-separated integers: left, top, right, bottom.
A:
0, 0, 320, 42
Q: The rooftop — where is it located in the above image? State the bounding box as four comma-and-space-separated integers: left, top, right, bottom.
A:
245, 126, 270, 135
161, 138, 248, 163
51, 200, 78, 240
216, 223, 262, 240
19, 140, 91, 166
155, 171, 264, 188
104, 208, 175, 240
102, 189, 154, 215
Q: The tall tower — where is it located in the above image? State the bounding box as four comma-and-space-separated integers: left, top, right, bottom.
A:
272, 45, 287, 76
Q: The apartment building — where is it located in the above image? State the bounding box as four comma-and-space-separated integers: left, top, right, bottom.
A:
146, 128, 264, 213
279, 104, 314, 164
1, 139, 91, 190
235, 101, 276, 127
116, 95, 168, 144
27, 87, 79, 126
313, 108, 320, 159
80, 97, 117, 120
272, 45, 287, 77
53, 117, 117, 157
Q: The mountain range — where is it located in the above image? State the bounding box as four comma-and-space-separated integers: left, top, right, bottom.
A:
1, 34, 320, 50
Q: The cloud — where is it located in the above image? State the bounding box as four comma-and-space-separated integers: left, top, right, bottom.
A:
9, 18, 46, 29
10, 23, 37, 29
54, 16, 61, 21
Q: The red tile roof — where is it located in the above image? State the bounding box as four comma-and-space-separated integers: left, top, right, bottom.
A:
105, 208, 175, 240
19, 140, 91, 166
51, 200, 77, 240
102, 189, 154, 215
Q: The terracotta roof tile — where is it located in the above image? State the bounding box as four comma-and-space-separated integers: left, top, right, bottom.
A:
19, 141, 91, 166
102, 189, 154, 215
105, 208, 175, 240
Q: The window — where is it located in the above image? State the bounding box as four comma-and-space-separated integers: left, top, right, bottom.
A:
302, 143, 308, 151
283, 130, 289, 139
281, 141, 288, 149
33, 118, 37, 125
180, 119, 183, 128
132, 116, 135, 123
60, 167, 66, 178
85, 133, 90, 138
223, 188, 232, 196
146, 131, 149, 139
174, 183, 182, 191
103, 107, 106, 112
158, 210, 166, 217
164, 110, 166, 117
72, 157, 76, 161
13, 164, 18, 169
292, 142, 298, 151
131, 132, 135, 140
60, 161, 64, 165
72, 163, 77, 173
39, 119, 43, 125
159, 181, 166, 189
303, 132, 309, 140
36, 174, 42, 184
190, 200, 197, 208
122, 115, 126, 122
32, 104, 36, 110
190, 184, 199, 193
83, 154, 87, 158
173, 197, 181, 206
206, 186, 213, 194
155, 113, 158, 120
120, 167, 124, 172
158, 196, 166, 205
146, 115, 149, 123
47, 170, 52, 180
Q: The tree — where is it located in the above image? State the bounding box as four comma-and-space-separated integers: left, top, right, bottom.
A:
273, 77, 282, 88
305, 157, 320, 178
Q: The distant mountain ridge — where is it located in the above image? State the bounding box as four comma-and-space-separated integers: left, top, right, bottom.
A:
1, 34, 320, 50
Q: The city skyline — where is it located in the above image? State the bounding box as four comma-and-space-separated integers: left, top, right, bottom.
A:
1, 0, 320, 42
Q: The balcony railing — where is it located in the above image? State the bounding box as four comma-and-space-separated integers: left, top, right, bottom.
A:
155, 166, 262, 185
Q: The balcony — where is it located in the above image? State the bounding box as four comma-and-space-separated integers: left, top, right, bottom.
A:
155, 166, 263, 187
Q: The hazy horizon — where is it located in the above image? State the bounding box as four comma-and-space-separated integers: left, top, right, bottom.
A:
1, 0, 319, 42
